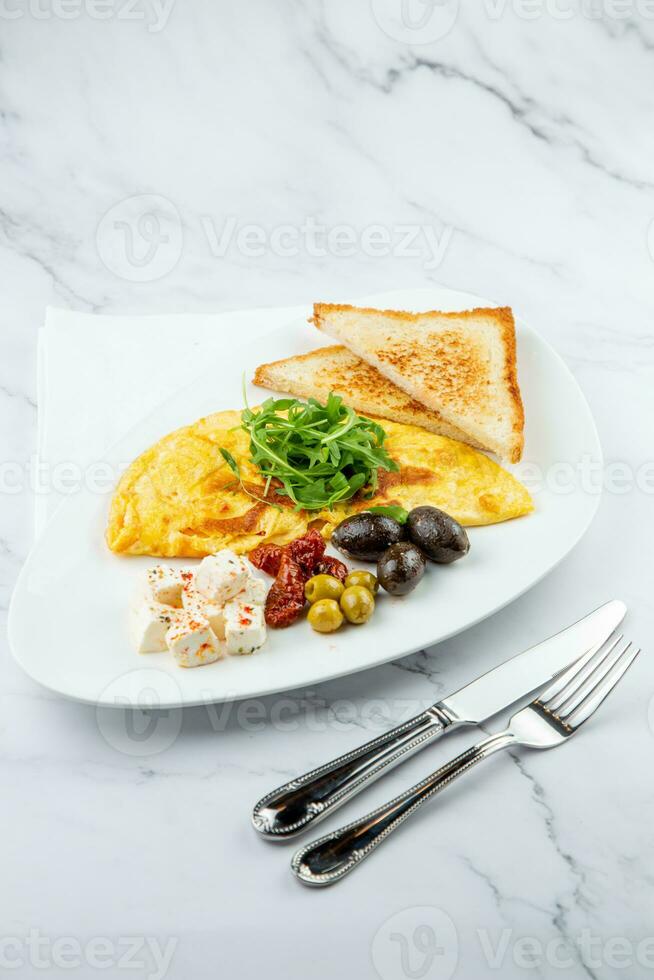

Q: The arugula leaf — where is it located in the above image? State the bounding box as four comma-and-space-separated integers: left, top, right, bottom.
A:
367, 505, 409, 524
237, 393, 398, 511
219, 447, 241, 476
218, 446, 281, 510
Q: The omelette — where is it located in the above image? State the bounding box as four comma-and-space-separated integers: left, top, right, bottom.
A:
106, 409, 533, 559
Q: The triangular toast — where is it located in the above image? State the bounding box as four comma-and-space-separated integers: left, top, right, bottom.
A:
311, 303, 524, 462
253, 345, 486, 450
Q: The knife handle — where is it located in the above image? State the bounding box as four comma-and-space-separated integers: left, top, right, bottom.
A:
291, 730, 514, 886
252, 705, 454, 841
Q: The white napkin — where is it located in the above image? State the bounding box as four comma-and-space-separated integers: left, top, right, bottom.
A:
35, 303, 307, 535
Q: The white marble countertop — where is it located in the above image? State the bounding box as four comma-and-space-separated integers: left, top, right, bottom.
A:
2, 5, 653, 979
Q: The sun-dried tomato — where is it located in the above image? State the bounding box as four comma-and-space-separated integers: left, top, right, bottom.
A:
314, 555, 348, 582
287, 528, 326, 578
265, 554, 307, 628
249, 542, 284, 577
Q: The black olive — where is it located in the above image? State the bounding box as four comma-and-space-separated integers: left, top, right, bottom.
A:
331, 513, 404, 562
406, 506, 470, 564
377, 542, 426, 596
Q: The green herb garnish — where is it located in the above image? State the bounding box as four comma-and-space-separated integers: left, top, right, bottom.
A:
230, 393, 398, 511
218, 447, 274, 506
219, 447, 241, 478
367, 505, 409, 524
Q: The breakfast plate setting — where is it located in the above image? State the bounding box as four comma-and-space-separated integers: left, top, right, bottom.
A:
9, 286, 603, 708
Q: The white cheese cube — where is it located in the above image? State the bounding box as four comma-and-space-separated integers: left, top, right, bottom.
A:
223, 600, 267, 656
181, 581, 226, 640
144, 565, 190, 608
195, 550, 249, 604
234, 576, 267, 606
165, 611, 224, 668
129, 600, 180, 654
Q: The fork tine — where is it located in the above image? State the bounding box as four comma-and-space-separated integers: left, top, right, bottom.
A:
563, 644, 641, 729
554, 639, 632, 719
539, 633, 621, 709
544, 634, 623, 714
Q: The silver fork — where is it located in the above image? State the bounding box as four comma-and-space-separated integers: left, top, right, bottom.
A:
291, 633, 641, 886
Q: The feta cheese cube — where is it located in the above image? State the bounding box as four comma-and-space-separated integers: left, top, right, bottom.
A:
129, 600, 180, 654
195, 551, 249, 604
181, 580, 225, 640
223, 600, 267, 656
165, 611, 224, 668
234, 576, 267, 606
144, 565, 190, 608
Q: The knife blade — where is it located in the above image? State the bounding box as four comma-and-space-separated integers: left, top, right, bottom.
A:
252, 599, 626, 840
439, 598, 627, 724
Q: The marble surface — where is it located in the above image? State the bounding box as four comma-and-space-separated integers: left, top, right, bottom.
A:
1, 3, 654, 978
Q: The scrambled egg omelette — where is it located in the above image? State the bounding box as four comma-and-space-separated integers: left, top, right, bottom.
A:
106, 410, 533, 559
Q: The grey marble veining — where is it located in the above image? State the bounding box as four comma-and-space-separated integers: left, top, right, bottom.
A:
1, 3, 653, 979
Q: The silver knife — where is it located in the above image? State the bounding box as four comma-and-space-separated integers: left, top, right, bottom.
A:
252, 599, 626, 840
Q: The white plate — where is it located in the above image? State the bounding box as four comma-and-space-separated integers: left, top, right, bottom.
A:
9, 286, 601, 708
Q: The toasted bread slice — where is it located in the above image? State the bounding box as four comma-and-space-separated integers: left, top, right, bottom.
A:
253, 345, 486, 449
311, 303, 524, 462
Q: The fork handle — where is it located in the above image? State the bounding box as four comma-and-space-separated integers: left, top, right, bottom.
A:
291, 730, 515, 886
252, 706, 455, 840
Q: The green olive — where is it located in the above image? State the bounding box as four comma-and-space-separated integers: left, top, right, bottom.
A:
339, 586, 375, 625
305, 574, 344, 604
344, 570, 379, 595
307, 598, 344, 633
